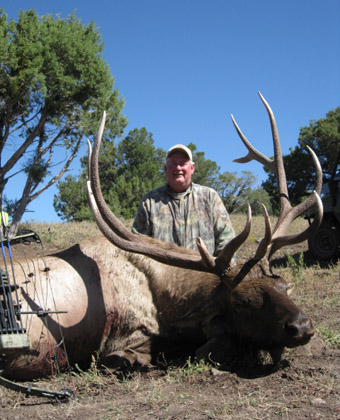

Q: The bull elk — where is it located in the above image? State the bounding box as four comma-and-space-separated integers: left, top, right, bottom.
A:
1, 93, 322, 380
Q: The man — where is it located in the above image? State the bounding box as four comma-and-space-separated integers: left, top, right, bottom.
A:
132, 144, 235, 256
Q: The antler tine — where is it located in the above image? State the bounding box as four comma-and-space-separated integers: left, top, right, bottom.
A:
270, 146, 323, 240
196, 238, 216, 271
215, 204, 252, 273
303, 146, 323, 196
268, 192, 323, 259
253, 204, 272, 261
258, 92, 291, 221
231, 114, 275, 172
89, 112, 142, 242
87, 138, 92, 178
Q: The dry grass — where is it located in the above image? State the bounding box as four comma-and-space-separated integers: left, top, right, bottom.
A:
17, 220, 101, 250
17, 213, 307, 251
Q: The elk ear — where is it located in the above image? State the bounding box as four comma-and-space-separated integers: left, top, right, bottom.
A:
286, 282, 295, 296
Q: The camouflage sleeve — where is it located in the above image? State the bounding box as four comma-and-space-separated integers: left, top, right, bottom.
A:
132, 198, 152, 236
211, 191, 235, 256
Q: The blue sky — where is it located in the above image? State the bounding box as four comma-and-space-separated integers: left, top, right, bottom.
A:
4, 1, 340, 222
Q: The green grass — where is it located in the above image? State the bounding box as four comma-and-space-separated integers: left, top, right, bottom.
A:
316, 325, 340, 349
167, 357, 219, 381
287, 251, 305, 284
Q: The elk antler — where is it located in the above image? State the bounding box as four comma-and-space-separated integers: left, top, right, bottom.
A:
87, 113, 251, 274
232, 92, 323, 261
88, 112, 141, 243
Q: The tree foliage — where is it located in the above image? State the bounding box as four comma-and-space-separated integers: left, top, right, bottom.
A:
54, 128, 166, 221
0, 9, 126, 232
111, 128, 166, 218
216, 170, 270, 215
55, 135, 269, 221
298, 107, 340, 175
187, 143, 220, 188
262, 107, 340, 213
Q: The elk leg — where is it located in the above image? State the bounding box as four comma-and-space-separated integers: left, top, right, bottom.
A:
100, 339, 153, 369
268, 346, 284, 366
195, 335, 239, 364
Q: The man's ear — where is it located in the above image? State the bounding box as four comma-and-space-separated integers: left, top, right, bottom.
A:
191, 163, 195, 174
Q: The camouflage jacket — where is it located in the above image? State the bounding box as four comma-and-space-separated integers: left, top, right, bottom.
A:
132, 183, 235, 256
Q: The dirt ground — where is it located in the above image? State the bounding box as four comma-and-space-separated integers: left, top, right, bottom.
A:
1, 232, 340, 420
1, 341, 339, 420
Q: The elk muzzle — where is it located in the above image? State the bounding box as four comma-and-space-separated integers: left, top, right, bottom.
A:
284, 313, 315, 347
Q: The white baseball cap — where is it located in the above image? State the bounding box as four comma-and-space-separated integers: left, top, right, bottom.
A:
166, 144, 193, 161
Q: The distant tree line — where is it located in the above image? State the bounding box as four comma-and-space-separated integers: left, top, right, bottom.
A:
54, 134, 271, 221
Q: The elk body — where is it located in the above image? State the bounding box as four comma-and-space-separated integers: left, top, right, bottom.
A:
1, 93, 323, 380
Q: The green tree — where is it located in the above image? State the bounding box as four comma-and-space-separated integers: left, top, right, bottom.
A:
216, 170, 270, 215
187, 143, 220, 187
262, 107, 340, 213
111, 128, 166, 219
53, 174, 91, 221
54, 136, 119, 220
299, 107, 340, 175
0, 9, 127, 233
55, 139, 226, 221
55, 134, 266, 221
54, 128, 166, 221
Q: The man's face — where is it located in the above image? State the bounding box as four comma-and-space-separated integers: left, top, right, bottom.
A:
164, 151, 195, 192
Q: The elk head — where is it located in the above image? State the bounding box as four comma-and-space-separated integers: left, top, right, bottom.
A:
87, 92, 323, 364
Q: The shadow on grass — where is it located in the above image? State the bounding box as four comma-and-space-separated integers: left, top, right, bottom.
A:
270, 250, 339, 269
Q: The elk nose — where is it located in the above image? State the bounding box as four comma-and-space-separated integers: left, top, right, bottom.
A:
285, 317, 315, 339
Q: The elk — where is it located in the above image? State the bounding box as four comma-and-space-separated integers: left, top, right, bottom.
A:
1, 93, 322, 380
